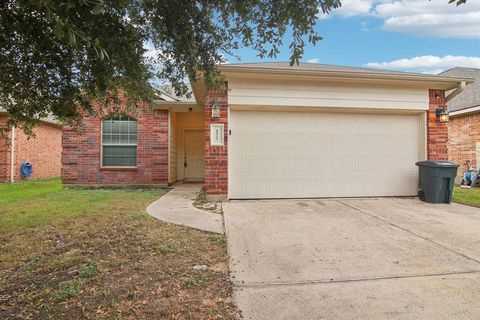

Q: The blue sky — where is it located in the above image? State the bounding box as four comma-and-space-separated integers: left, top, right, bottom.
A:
226, 0, 480, 74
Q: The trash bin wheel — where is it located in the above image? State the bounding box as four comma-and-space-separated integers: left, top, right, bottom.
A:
418, 190, 425, 201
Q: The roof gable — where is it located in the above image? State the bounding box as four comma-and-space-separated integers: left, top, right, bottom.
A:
439, 67, 480, 112
154, 84, 196, 103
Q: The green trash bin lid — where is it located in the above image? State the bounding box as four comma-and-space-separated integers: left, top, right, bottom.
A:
415, 160, 459, 168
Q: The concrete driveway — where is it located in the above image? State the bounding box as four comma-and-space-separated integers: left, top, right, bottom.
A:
223, 198, 480, 319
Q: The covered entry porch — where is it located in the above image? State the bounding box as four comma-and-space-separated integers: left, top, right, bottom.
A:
158, 101, 206, 185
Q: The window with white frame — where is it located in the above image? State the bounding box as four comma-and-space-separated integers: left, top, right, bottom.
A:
102, 115, 137, 167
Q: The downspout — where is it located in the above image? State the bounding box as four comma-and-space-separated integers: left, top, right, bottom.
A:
445, 81, 466, 103
10, 125, 15, 183
167, 109, 171, 184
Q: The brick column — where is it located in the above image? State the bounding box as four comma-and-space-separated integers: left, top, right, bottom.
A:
204, 87, 228, 200
427, 89, 448, 160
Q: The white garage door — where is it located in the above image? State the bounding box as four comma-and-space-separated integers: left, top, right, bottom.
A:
229, 110, 422, 199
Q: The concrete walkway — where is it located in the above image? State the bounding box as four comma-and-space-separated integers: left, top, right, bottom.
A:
146, 184, 224, 234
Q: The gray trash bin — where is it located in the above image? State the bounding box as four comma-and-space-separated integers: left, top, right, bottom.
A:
415, 160, 459, 204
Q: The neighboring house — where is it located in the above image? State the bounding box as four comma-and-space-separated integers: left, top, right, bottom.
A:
62, 62, 472, 200
0, 109, 62, 182
439, 67, 480, 179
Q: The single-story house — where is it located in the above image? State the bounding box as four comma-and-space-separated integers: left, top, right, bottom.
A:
439, 67, 480, 180
0, 109, 62, 182
62, 62, 472, 200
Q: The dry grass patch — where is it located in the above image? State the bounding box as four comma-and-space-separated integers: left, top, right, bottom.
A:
0, 179, 236, 319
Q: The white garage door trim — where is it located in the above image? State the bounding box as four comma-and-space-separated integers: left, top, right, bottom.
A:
228, 108, 426, 199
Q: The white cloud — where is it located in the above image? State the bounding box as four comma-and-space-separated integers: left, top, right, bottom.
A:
365, 55, 480, 73
333, 0, 374, 17
382, 12, 480, 39
328, 0, 480, 39
373, 0, 480, 17
307, 58, 320, 63
376, 0, 480, 39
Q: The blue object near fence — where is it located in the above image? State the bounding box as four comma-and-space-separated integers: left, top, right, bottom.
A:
20, 162, 33, 178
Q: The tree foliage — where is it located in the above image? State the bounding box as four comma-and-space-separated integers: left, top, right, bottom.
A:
448, 0, 467, 5
0, 0, 468, 133
1, 0, 152, 133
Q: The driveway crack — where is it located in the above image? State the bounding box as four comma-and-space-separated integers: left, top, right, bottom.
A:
337, 200, 480, 265
234, 270, 480, 289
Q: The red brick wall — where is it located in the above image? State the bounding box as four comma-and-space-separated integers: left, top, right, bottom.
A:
448, 112, 480, 179
15, 123, 62, 180
0, 115, 62, 182
204, 87, 228, 199
427, 89, 448, 160
62, 103, 168, 186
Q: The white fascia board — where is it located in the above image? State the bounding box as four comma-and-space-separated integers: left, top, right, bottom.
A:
450, 105, 480, 117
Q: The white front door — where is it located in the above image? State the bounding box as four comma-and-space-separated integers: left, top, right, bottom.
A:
229, 110, 422, 199
184, 129, 205, 181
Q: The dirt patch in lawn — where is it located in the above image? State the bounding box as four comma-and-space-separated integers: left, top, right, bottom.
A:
0, 181, 236, 319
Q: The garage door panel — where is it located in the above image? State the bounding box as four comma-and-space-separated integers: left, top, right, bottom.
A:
231, 154, 418, 176
229, 110, 421, 199
233, 110, 418, 132
231, 175, 418, 199
234, 132, 418, 154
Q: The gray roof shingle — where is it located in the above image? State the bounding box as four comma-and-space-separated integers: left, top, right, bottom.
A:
439, 67, 480, 112
222, 61, 431, 76
155, 84, 196, 103
0, 107, 60, 125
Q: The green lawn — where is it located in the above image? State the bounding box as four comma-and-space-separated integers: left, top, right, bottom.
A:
452, 185, 480, 207
0, 179, 158, 229
0, 179, 236, 319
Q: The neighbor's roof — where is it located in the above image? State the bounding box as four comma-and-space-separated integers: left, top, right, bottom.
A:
0, 107, 60, 125
219, 61, 473, 90
439, 67, 480, 113
154, 84, 196, 103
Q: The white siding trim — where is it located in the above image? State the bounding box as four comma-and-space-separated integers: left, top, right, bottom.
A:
228, 78, 429, 111
449, 105, 480, 117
